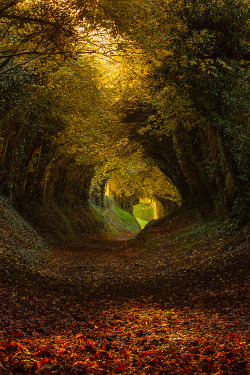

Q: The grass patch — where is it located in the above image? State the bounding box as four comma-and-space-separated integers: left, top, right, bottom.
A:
91, 205, 141, 236
135, 217, 149, 228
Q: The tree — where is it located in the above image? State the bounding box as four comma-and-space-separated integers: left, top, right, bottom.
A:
1, 0, 248, 226
0, 54, 101, 205
0, 0, 78, 74
0, 0, 124, 75
0, 66, 65, 202
117, 0, 249, 221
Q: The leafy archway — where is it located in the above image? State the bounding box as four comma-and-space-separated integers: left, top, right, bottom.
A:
0, 0, 249, 236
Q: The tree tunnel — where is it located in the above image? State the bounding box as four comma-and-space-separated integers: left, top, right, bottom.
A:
89, 164, 181, 232
0, 0, 248, 242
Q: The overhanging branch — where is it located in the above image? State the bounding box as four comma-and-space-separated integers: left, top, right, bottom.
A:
0, 1, 22, 15
1, 12, 74, 37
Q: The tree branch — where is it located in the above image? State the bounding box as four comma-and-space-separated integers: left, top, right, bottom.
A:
0, 1, 22, 15
0, 54, 40, 75
0, 55, 12, 70
0, 47, 110, 75
1, 12, 70, 32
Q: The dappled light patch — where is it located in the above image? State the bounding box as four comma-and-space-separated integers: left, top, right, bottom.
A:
133, 201, 155, 228
135, 217, 148, 229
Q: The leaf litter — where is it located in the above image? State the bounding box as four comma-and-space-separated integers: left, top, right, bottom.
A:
0, 216, 249, 374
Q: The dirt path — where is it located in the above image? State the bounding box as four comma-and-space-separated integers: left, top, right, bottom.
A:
38, 226, 249, 309
41, 235, 155, 300
0, 226, 249, 374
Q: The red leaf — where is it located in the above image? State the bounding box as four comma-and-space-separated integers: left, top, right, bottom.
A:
76, 333, 83, 339
115, 362, 126, 372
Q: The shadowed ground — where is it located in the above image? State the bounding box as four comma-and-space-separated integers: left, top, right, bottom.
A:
0, 214, 249, 374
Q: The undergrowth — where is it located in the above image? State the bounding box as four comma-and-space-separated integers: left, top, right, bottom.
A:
91, 205, 140, 236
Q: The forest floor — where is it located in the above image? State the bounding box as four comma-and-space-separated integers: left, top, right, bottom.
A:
0, 212, 249, 374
